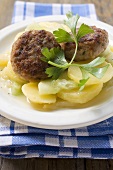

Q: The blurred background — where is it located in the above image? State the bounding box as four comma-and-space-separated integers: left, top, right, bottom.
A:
0, 0, 113, 29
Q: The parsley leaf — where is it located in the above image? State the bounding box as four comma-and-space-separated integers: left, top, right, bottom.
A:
78, 67, 89, 90
46, 67, 65, 80
81, 57, 106, 68
42, 47, 68, 67
66, 11, 73, 18
84, 65, 109, 79
78, 78, 89, 91
53, 29, 74, 43
41, 47, 56, 62
64, 12, 79, 36
77, 23, 94, 41
77, 58, 109, 88
53, 48, 68, 65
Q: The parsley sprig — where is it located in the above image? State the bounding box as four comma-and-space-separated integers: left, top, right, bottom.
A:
41, 12, 109, 89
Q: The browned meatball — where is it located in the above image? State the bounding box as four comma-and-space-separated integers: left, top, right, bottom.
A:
61, 26, 109, 61
11, 30, 60, 81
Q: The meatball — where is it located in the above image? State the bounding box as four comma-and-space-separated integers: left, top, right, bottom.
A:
11, 30, 60, 81
61, 26, 109, 61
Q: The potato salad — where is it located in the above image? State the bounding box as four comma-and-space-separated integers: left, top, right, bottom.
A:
0, 12, 113, 110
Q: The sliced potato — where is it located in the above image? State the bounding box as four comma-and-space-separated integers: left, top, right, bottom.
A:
110, 46, 113, 52
22, 83, 56, 104
104, 46, 113, 66
25, 22, 70, 33
1, 62, 26, 84
57, 83, 103, 104
38, 78, 77, 95
68, 62, 113, 85
15, 22, 70, 41
38, 80, 60, 95
11, 82, 22, 96
0, 52, 10, 67
0, 67, 8, 79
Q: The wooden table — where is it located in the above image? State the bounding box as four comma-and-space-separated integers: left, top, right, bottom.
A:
0, 0, 113, 169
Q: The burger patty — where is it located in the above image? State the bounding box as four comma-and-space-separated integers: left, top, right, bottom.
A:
61, 26, 109, 61
11, 30, 60, 81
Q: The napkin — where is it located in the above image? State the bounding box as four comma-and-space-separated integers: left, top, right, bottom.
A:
0, 1, 113, 159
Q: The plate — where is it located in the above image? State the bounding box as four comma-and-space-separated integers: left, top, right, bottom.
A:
0, 15, 113, 129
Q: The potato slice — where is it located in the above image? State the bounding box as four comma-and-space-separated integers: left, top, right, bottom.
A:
110, 46, 113, 52
68, 62, 113, 85
22, 83, 56, 104
0, 52, 10, 67
57, 83, 103, 104
25, 22, 70, 33
38, 78, 77, 95
104, 46, 113, 66
1, 62, 26, 84
38, 80, 60, 95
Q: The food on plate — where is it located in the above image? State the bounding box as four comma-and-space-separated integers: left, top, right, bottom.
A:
61, 26, 108, 61
68, 62, 113, 85
0, 52, 10, 67
22, 83, 56, 104
11, 30, 60, 81
57, 83, 103, 104
1, 62, 26, 84
0, 12, 113, 110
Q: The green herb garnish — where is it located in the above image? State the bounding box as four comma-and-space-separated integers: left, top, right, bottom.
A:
41, 12, 109, 89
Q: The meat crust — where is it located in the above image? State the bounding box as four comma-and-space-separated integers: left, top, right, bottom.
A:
11, 30, 60, 81
61, 26, 109, 61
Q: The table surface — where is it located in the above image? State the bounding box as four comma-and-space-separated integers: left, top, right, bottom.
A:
0, 0, 113, 169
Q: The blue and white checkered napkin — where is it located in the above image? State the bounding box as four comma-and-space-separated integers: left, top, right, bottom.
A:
0, 1, 113, 159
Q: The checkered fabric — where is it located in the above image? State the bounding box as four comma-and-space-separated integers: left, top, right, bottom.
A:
0, 1, 113, 159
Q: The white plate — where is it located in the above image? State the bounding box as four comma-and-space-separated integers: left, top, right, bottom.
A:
0, 15, 113, 129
